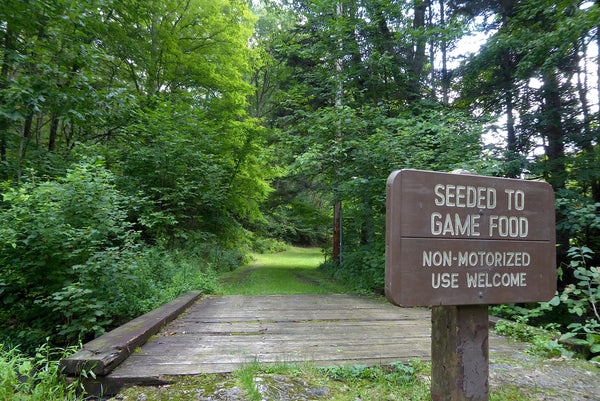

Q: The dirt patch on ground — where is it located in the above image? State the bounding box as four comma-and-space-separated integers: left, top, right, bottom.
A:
489, 348, 600, 400
292, 272, 321, 286
221, 266, 263, 284
110, 351, 599, 400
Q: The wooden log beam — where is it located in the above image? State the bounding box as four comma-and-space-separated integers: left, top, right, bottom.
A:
60, 291, 202, 377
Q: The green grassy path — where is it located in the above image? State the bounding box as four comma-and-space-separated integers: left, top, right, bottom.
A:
219, 246, 351, 295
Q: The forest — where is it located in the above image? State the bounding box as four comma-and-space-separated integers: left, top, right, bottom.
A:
1, 0, 599, 365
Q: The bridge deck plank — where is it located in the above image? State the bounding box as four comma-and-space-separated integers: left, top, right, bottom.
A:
103, 294, 513, 383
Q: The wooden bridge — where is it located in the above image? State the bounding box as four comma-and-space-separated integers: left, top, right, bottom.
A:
61, 291, 517, 396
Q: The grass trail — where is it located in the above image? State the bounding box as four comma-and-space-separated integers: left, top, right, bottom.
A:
219, 246, 351, 295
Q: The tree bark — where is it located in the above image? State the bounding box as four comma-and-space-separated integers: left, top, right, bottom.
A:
17, 114, 34, 182
333, 1, 344, 265
407, 0, 428, 100
439, 0, 449, 104
0, 123, 7, 168
574, 39, 600, 202
541, 68, 571, 287
597, 0, 600, 116
1, 22, 13, 172
541, 69, 566, 191
500, 0, 519, 177
48, 115, 59, 152
428, 3, 436, 100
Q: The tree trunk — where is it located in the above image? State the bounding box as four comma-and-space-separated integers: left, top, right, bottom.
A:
574, 39, 600, 202
541, 68, 571, 287
360, 198, 373, 246
504, 86, 519, 178
0, 123, 7, 168
596, 1, 600, 203
333, 201, 342, 263
439, 0, 449, 104
332, 2, 344, 265
428, 3, 435, 100
541, 69, 565, 191
597, 0, 600, 116
17, 114, 34, 182
48, 115, 59, 152
1, 22, 13, 174
407, 0, 428, 100
499, 0, 519, 177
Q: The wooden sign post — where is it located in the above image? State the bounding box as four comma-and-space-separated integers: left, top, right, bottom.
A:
385, 169, 556, 400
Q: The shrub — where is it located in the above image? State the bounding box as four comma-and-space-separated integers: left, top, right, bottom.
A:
0, 161, 243, 349
491, 245, 600, 361
319, 243, 385, 291
0, 161, 138, 347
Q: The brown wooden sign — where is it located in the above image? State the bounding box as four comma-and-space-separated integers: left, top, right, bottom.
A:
385, 169, 556, 306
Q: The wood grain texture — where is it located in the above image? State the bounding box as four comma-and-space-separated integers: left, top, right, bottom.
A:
60, 291, 202, 376
74, 293, 516, 396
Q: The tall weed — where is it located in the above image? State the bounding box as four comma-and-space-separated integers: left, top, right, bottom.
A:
0, 342, 80, 401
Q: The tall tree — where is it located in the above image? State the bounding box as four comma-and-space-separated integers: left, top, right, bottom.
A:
263, 0, 487, 287
458, 0, 600, 282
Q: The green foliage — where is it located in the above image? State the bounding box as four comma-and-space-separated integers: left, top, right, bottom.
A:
42, 283, 112, 342
320, 243, 386, 292
493, 319, 572, 359
0, 162, 230, 348
232, 358, 430, 401
556, 198, 600, 253
492, 245, 600, 360
554, 246, 600, 361
254, 178, 329, 246
115, 98, 272, 243
318, 360, 430, 400
291, 103, 487, 290
0, 161, 137, 345
248, 236, 289, 254
235, 359, 263, 401
560, 247, 600, 318
0, 341, 81, 401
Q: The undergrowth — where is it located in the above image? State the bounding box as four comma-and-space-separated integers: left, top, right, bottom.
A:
0, 341, 83, 401
491, 245, 600, 361
233, 359, 431, 401
493, 318, 573, 358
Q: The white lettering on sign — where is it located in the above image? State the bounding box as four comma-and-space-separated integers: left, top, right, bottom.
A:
489, 216, 528, 238
422, 251, 531, 268
423, 250, 531, 289
428, 271, 528, 289
465, 272, 527, 288
505, 189, 525, 210
430, 183, 529, 238
431, 273, 459, 289
434, 184, 497, 209
430, 213, 481, 236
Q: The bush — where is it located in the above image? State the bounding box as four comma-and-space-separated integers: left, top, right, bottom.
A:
0, 161, 245, 349
491, 245, 600, 361
0, 161, 139, 347
319, 243, 385, 291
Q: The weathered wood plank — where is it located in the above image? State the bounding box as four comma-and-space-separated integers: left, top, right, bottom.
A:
110, 349, 433, 378
103, 294, 433, 381
136, 337, 431, 354
60, 291, 202, 376
159, 323, 430, 337
73, 293, 519, 397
